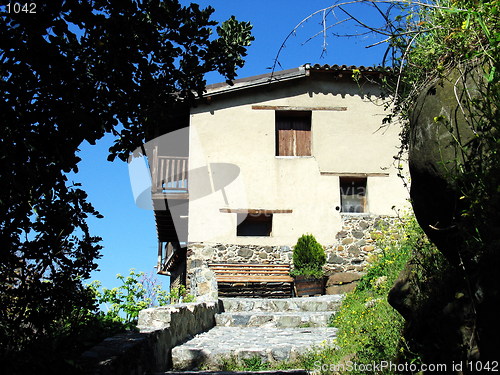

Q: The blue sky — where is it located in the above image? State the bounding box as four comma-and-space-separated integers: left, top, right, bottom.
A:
77, 0, 392, 291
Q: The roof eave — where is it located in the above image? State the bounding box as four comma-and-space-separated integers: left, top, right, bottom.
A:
201, 63, 393, 98
203, 66, 308, 97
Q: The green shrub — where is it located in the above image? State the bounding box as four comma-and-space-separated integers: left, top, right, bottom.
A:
89, 269, 153, 328
89, 269, 195, 329
167, 284, 196, 304
289, 267, 325, 279
290, 234, 326, 279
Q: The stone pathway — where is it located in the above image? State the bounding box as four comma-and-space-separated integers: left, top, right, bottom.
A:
171, 295, 343, 370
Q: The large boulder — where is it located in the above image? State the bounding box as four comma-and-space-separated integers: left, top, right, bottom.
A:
408, 64, 479, 264
390, 62, 500, 362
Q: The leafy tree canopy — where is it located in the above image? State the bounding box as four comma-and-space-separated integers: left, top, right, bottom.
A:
0, 0, 253, 366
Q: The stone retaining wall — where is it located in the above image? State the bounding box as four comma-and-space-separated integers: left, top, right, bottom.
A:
79, 301, 221, 374
186, 215, 397, 299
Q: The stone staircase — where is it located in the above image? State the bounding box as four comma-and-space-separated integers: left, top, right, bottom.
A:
171, 295, 343, 371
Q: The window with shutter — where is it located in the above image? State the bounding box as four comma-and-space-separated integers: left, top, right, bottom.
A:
275, 111, 311, 156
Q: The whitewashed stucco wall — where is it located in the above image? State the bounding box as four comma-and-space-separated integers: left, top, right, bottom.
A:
187, 77, 409, 246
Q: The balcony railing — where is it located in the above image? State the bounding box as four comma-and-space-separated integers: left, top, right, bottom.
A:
152, 156, 188, 194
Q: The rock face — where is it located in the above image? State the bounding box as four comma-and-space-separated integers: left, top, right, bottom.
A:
325, 272, 362, 294
391, 63, 500, 362
407, 65, 477, 264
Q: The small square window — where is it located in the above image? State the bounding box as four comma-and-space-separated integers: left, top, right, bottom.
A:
275, 111, 311, 156
237, 213, 272, 236
340, 177, 367, 213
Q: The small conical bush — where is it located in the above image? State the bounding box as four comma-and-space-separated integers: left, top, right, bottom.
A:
292, 234, 326, 274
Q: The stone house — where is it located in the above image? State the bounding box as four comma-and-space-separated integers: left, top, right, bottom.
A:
148, 64, 409, 300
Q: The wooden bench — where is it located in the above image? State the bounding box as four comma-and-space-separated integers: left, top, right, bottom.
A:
208, 263, 293, 283
209, 263, 294, 297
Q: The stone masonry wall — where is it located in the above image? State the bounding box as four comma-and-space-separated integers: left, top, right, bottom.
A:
79, 301, 221, 374
325, 214, 398, 273
186, 215, 398, 299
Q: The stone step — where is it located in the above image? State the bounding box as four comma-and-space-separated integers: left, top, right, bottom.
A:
220, 295, 343, 313
171, 326, 338, 370
215, 311, 335, 328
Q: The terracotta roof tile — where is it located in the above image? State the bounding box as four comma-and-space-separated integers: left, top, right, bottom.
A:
204, 64, 391, 96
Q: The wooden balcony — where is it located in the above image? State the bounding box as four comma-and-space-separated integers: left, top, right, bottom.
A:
151, 154, 189, 276
157, 239, 185, 276
153, 205, 188, 275
151, 155, 189, 200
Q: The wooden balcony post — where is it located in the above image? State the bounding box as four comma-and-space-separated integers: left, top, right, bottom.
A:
157, 241, 163, 273
151, 146, 159, 194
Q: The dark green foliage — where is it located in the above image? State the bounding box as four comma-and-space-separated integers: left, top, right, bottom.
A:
0, 1, 253, 372
2, 290, 129, 374
290, 234, 326, 279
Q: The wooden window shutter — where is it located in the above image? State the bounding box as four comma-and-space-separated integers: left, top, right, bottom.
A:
294, 118, 311, 156
276, 117, 294, 156
275, 111, 311, 156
